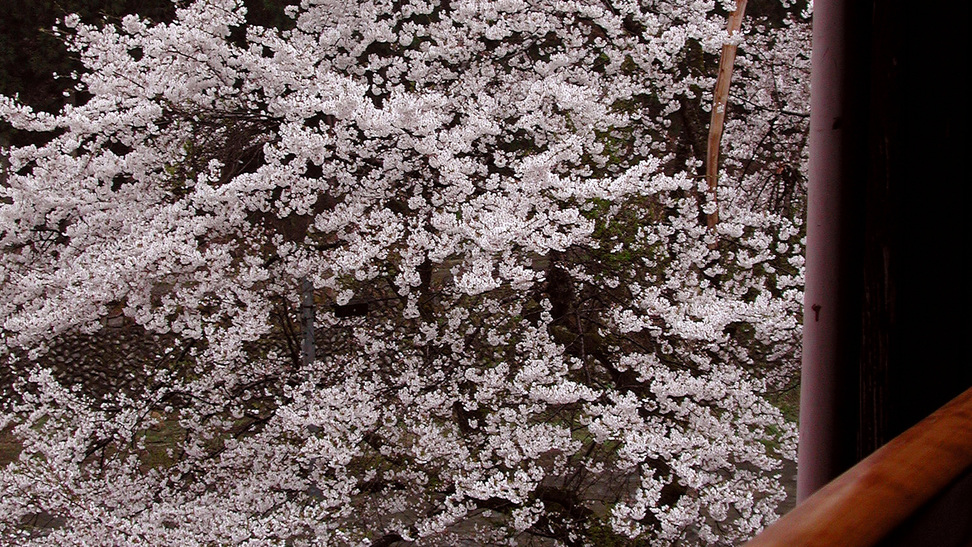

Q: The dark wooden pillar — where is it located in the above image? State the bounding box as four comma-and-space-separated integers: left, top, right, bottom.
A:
871, 1, 971, 446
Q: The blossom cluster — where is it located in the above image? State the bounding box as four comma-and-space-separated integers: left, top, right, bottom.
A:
0, 0, 808, 545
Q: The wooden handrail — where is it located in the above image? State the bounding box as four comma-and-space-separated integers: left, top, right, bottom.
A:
746, 386, 972, 546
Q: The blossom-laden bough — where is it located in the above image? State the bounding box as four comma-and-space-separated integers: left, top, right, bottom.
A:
0, 0, 809, 544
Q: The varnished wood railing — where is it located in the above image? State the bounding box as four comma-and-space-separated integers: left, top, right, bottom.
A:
745, 387, 972, 546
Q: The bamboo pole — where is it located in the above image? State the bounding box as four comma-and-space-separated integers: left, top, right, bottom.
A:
705, 0, 748, 231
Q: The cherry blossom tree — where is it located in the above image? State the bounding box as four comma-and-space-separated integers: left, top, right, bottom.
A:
0, 0, 808, 544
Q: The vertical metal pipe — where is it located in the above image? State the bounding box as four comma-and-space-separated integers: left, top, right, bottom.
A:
798, 0, 865, 502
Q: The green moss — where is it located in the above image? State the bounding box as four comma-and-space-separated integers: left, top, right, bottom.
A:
0, 429, 22, 466
583, 515, 648, 546
139, 415, 185, 469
